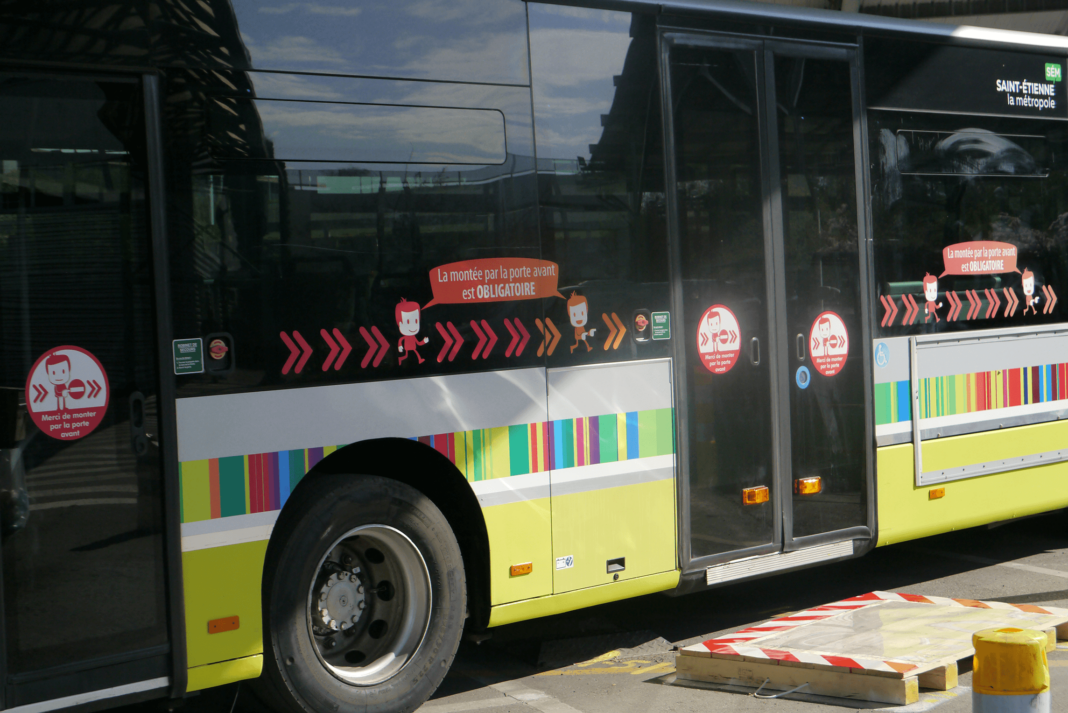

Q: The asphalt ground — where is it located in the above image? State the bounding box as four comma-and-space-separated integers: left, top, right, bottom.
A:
121, 509, 1068, 713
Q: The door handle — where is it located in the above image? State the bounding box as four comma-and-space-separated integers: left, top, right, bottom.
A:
750, 337, 760, 366
129, 391, 148, 457
796, 333, 806, 361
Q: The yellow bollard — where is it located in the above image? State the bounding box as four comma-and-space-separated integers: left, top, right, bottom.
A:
973, 628, 1050, 713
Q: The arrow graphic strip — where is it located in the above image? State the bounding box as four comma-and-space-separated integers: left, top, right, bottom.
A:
471, 320, 487, 360
436, 322, 453, 363
536, 319, 546, 357
1048, 287, 1058, 314
514, 319, 529, 357
293, 331, 313, 373
333, 329, 351, 370
546, 318, 561, 356
481, 320, 497, 359
280, 331, 300, 374
602, 313, 617, 352
447, 322, 464, 361
611, 313, 627, 349
504, 319, 519, 357
371, 327, 389, 367
359, 327, 377, 369
321, 329, 339, 371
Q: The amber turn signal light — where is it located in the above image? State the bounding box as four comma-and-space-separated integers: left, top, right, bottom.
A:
794, 476, 822, 495
742, 486, 769, 505
510, 562, 533, 577
929, 487, 945, 500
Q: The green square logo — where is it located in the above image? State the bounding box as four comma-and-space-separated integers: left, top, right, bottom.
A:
1046, 63, 1062, 82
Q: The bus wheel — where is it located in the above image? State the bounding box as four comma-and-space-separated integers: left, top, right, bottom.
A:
257, 474, 466, 713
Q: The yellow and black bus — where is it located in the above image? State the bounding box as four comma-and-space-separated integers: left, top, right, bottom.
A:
2, 1, 1068, 712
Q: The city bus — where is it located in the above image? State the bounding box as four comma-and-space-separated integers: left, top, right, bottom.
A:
1, 0, 1068, 712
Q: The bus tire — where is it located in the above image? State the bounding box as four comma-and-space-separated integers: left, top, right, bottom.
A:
256, 474, 466, 713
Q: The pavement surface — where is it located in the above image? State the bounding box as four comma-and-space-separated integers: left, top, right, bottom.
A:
121, 509, 1068, 713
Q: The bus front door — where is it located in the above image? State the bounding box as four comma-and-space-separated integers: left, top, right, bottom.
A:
0, 74, 173, 709
663, 34, 873, 574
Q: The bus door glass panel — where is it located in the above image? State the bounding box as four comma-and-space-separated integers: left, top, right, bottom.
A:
774, 55, 867, 539
670, 45, 778, 558
0, 75, 168, 700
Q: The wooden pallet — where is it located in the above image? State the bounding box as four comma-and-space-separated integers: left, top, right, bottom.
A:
676, 591, 1068, 705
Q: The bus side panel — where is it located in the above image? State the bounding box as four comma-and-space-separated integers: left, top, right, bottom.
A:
877, 418, 1068, 546
182, 541, 268, 668
483, 498, 554, 604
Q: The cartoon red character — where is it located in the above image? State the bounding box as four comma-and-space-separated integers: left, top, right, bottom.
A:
567, 292, 597, 353
45, 352, 72, 411
706, 310, 723, 351
923, 273, 942, 323
396, 298, 428, 364
1022, 269, 1041, 316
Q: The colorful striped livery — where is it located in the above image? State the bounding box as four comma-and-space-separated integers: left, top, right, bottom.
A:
180, 408, 675, 524
875, 362, 1068, 425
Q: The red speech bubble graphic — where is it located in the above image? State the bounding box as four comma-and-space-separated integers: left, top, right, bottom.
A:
941, 241, 1020, 277
424, 258, 565, 308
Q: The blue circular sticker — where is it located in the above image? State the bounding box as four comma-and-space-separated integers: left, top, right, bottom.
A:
796, 366, 811, 389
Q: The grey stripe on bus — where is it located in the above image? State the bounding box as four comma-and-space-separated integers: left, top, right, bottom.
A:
3, 677, 169, 713
181, 510, 280, 538
177, 360, 675, 463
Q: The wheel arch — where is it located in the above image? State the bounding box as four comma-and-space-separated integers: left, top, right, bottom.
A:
274, 438, 491, 630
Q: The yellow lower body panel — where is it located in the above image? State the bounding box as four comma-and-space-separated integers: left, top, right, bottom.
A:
877, 419, 1068, 547
488, 569, 680, 627
183, 540, 269, 668
551, 478, 676, 593
187, 655, 263, 692
483, 496, 553, 605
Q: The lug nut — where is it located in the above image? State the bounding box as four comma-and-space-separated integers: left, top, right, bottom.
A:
357, 585, 364, 594
358, 601, 366, 610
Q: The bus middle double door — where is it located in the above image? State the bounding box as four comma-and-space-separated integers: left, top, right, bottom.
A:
663, 33, 874, 569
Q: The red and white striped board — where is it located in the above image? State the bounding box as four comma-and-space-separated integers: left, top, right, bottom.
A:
679, 591, 1068, 679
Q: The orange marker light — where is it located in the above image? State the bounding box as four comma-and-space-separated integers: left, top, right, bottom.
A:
510, 562, 533, 577
208, 616, 240, 634
929, 487, 946, 500
794, 476, 822, 495
742, 486, 769, 505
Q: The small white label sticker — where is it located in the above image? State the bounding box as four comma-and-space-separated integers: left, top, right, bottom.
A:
555, 555, 574, 570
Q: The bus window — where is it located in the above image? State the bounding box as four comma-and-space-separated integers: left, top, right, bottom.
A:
529, 6, 671, 367
870, 111, 1068, 336
163, 69, 540, 395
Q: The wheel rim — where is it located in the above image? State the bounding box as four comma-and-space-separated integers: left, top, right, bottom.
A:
306, 524, 432, 686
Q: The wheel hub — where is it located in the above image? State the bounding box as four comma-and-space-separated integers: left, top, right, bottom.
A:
317, 570, 366, 631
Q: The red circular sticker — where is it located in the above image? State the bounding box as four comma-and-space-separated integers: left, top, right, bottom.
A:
25, 345, 110, 441
697, 305, 741, 374
809, 311, 849, 377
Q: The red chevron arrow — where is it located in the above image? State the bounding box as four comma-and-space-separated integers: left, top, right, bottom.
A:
447, 322, 464, 360
294, 331, 312, 372
280, 331, 313, 374
435, 322, 453, 363
32, 384, 47, 403
359, 326, 390, 368
471, 320, 487, 360
946, 291, 960, 321
504, 319, 519, 357
966, 290, 980, 320
903, 294, 919, 325
333, 329, 351, 369
513, 318, 529, 357
984, 288, 1000, 319
321, 329, 340, 371
880, 295, 898, 327
88, 380, 102, 398
480, 320, 497, 359
1004, 287, 1019, 317
1046, 286, 1057, 314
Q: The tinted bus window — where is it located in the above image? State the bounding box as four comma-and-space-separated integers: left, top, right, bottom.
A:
870, 110, 1068, 337
163, 69, 540, 396
529, 5, 670, 366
